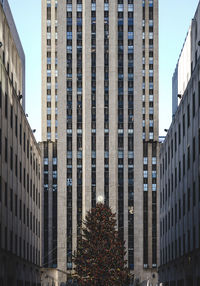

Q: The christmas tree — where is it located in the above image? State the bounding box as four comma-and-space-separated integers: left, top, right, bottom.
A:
73, 203, 130, 286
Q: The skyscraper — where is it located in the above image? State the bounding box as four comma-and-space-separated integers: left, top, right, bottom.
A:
41, 0, 159, 284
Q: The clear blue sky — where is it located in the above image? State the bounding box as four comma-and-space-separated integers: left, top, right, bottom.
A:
8, 0, 199, 141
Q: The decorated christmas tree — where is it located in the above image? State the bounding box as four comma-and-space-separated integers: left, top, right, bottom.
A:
73, 203, 130, 286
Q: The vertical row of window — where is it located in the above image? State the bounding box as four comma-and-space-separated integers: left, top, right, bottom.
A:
91, 0, 96, 208
104, 0, 109, 206
0, 223, 40, 265
0, 79, 40, 265
160, 224, 200, 264
127, 0, 134, 271
117, 0, 124, 244
43, 142, 57, 268
152, 143, 157, 267
160, 83, 200, 266
66, 0, 73, 270
77, 0, 83, 251
142, 0, 154, 140
46, 1, 58, 140
46, 1, 51, 140
43, 187, 49, 267
52, 143, 57, 267
143, 143, 148, 267
143, 0, 157, 268
143, 143, 157, 267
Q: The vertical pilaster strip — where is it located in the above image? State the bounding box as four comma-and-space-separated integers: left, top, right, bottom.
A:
96, 1, 105, 200
41, 0, 47, 141
123, 0, 129, 257
133, 0, 143, 278
154, 0, 159, 140
148, 144, 153, 267
82, 0, 91, 217
57, 0, 67, 276
72, 0, 77, 263
48, 143, 53, 266
109, 0, 118, 215
51, 0, 56, 141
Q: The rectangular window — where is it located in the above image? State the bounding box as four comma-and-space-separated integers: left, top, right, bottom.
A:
175, 203, 177, 224
193, 137, 195, 162
183, 114, 185, 136
5, 137, 7, 162
10, 189, 13, 212
23, 132, 26, 152
10, 146, 13, 170
20, 200, 22, 220
10, 105, 13, 128
199, 81, 200, 107
178, 161, 181, 182
193, 92, 195, 117
175, 132, 177, 152
187, 104, 190, 127
175, 168, 177, 187
178, 124, 181, 144
193, 181, 196, 206
15, 115, 18, 137
168, 146, 170, 164
179, 199, 181, 219
188, 188, 190, 212
5, 93, 8, 118
171, 140, 173, 158
20, 124, 22, 144
27, 208, 29, 227
23, 204, 25, 224
23, 168, 26, 188
15, 155, 18, 177
187, 146, 190, 169
20, 162, 22, 182
171, 208, 173, 226
5, 182, 7, 207
183, 154, 185, 176
15, 194, 18, 216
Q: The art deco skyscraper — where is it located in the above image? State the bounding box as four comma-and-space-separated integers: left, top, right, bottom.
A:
41, 0, 159, 284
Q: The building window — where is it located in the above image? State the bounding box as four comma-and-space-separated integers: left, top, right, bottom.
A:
178, 124, 181, 144
193, 92, 195, 117
193, 136, 195, 162
193, 181, 196, 207
5, 137, 7, 162
187, 146, 190, 169
183, 114, 185, 136
187, 104, 190, 127
187, 188, 190, 212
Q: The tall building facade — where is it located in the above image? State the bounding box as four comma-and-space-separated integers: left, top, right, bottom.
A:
159, 2, 200, 286
0, 1, 41, 285
41, 0, 159, 285
0, 0, 25, 111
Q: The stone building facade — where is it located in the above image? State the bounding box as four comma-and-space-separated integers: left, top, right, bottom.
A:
159, 3, 200, 285
0, 2, 41, 285
41, 0, 159, 285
